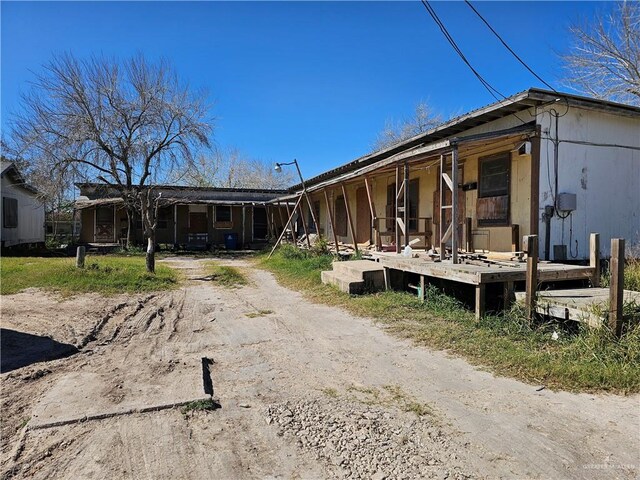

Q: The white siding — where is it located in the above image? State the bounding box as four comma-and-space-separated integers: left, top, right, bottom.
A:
537, 106, 640, 259
1, 177, 45, 247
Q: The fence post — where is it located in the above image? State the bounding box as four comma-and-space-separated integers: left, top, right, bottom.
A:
609, 238, 625, 337
590, 233, 600, 287
525, 235, 538, 323
76, 246, 86, 269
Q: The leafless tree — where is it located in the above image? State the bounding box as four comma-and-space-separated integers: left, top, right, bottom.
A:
180, 147, 295, 189
8, 53, 212, 272
372, 101, 442, 151
562, 1, 640, 105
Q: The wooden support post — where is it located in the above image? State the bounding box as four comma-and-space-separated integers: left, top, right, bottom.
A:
475, 284, 485, 321
323, 189, 340, 255
403, 160, 409, 248
268, 196, 303, 259
439, 154, 446, 261
590, 233, 600, 287
298, 202, 311, 248
395, 164, 401, 253
609, 238, 625, 336
364, 177, 381, 251
451, 144, 459, 264
503, 281, 514, 309
76, 246, 86, 269
529, 129, 541, 236
525, 235, 539, 324
511, 224, 520, 252
265, 206, 272, 240
284, 201, 297, 245
341, 183, 358, 253
419, 275, 426, 303
464, 217, 472, 253
276, 201, 286, 235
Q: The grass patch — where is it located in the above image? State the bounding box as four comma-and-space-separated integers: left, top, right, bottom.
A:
1, 256, 179, 296
259, 248, 640, 394
203, 263, 248, 288
180, 398, 220, 414
602, 256, 640, 292
345, 384, 433, 417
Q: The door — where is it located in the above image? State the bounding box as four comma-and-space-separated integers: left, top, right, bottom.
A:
95, 206, 114, 242
356, 187, 371, 244
188, 212, 208, 246
253, 207, 268, 240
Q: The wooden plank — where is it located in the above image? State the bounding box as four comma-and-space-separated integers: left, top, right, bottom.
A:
442, 173, 453, 192
439, 154, 446, 261
441, 223, 452, 243
298, 202, 311, 248
529, 128, 541, 236
324, 189, 340, 255
525, 235, 538, 323
475, 284, 485, 321
404, 160, 409, 248
464, 217, 473, 253
276, 201, 286, 235
419, 275, 426, 303
396, 217, 406, 235
590, 233, 600, 287
284, 200, 297, 245
451, 145, 459, 264
341, 183, 358, 253
511, 224, 520, 252
395, 164, 401, 253
609, 238, 624, 336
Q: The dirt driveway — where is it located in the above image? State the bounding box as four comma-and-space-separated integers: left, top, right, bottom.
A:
1, 256, 638, 479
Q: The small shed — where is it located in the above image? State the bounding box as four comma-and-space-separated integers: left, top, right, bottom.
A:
1, 161, 45, 248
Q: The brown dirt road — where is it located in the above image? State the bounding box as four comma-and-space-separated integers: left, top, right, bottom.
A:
1, 256, 638, 479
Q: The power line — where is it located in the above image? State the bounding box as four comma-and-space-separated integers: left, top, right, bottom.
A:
464, 0, 557, 93
419, 1, 529, 124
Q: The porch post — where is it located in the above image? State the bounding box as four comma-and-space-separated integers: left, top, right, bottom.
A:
451, 143, 459, 264
242, 206, 246, 246
341, 183, 358, 253
395, 164, 401, 253
173, 204, 178, 245
439, 154, 446, 261
530, 128, 541, 236
324, 189, 340, 255
403, 160, 409, 248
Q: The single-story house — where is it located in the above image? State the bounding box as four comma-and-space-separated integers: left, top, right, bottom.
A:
75, 184, 288, 249
281, 88, 639, 261
1, 161, 45, 249
77, 88, 639, 259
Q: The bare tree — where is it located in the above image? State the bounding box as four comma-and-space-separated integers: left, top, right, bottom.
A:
8, 53, 212, 272
372, 101, 442, 151
562, 1, 640, 105
180, 147, 295, 189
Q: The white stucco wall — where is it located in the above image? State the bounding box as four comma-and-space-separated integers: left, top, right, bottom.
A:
537, 105, 640, 259
1, 177, 45, 247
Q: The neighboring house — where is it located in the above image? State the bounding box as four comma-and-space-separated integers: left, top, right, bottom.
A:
78, 88, 640, 259
1, 161, 45, 249
284, 88, 639, 260
75, 184, 287, 249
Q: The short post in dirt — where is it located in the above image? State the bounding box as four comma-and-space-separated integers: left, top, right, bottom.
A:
609, 238, 625, 337
76, 246, 86, 269
524, 235, 538, 324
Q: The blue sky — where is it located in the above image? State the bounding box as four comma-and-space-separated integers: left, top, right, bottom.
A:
1, 1, 607, 178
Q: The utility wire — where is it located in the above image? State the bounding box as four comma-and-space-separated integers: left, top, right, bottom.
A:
464, 0, 557, 93
419, 1, 529, 125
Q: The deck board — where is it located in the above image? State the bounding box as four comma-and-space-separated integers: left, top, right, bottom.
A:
515, 288, 640, 327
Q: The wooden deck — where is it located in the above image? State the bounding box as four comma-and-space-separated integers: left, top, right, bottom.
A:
369, 251, 596, 319
515, 288, 640, 327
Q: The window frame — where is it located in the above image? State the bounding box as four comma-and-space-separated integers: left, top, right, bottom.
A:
3, 197, 18, 228
477, 152, 511, 227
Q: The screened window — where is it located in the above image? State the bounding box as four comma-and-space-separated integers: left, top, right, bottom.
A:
216, 206, 232, 223
3, 197, 18, 228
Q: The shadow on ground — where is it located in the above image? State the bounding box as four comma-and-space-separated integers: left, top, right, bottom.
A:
1, 328, 78, 373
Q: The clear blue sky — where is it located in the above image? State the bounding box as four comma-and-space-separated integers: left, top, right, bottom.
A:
1, 1, 606, 178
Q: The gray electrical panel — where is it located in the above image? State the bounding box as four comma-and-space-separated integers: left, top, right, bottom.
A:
557, 192, 577, 212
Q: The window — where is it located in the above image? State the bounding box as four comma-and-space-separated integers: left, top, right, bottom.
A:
334, 196, 347, 236
3, 197, 18, 228
477, 153, 510, 226
216, 205, 232, 223
157, 207, 170, 230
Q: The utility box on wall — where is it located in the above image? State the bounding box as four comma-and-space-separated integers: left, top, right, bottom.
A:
557, 192, 577, 212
